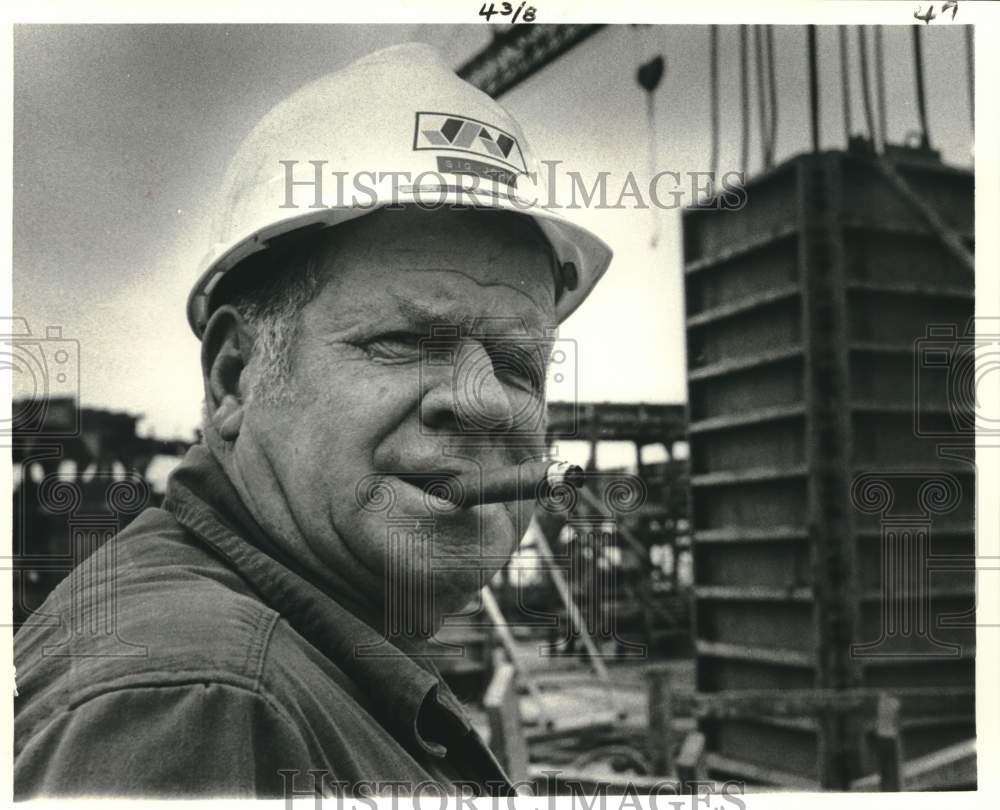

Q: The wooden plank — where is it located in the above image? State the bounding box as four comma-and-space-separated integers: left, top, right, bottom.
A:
688, 345, 802, 382
851, 738, 975, 791
689, 404, 806, 435
695, 639, 814, 667
703, 752, 821, 789
675, 732, 707, 792
845, 279, 974, 300
480, 586, 552, 728
484, 664, 528, 783
524, 712, 617, 743
526, 765, 687, 792
693, 525, 808, 543
684, 220, 798, 275
687, 284, 801, 328
694, 585, 814, 602
684, 686, 972, 719
645, 668, 675, 775
895, 738, 976, 791
691, 464, 809, 487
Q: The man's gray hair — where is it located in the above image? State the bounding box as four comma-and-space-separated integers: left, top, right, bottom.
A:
200, 235, 333, 437
228, 251, 327, 402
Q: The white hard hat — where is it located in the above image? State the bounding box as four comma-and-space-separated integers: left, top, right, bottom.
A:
186, 42, 613, 339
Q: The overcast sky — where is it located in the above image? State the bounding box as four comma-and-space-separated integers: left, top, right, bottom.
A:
12, 23, 973, 440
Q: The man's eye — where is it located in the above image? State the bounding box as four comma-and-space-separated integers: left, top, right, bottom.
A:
489, 344, 546, 394
363, 332, 421, 360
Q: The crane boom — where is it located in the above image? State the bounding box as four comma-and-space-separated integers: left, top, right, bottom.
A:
457, 24, 606, 98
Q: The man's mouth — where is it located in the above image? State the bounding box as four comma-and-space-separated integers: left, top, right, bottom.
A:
390, 471, 469, 511
390, 461, 583, 509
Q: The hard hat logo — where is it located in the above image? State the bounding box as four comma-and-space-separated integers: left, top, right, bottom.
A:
414, 112, 527, 174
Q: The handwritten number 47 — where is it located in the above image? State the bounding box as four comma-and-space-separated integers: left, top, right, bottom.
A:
480, 2, 537, 23
914, 2, 959, 23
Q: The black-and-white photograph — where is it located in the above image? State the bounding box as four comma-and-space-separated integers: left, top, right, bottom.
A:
4, 1, 996, 802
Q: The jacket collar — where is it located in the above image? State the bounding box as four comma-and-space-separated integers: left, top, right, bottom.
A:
161, 444, 472, 758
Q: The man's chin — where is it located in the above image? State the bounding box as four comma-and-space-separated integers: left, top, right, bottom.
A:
431, 569, 494, 621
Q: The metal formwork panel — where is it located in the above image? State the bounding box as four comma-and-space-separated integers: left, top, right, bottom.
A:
683, 147, 975, 789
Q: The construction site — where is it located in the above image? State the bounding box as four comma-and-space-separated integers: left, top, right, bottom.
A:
10, 22, 976, 794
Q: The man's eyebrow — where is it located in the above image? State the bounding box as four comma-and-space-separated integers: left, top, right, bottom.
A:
387, 294, 470, 329
386, 293, 549, 338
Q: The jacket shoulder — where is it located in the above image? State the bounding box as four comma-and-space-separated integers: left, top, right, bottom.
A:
15, 506, 282, 744
14, 678, 314, 798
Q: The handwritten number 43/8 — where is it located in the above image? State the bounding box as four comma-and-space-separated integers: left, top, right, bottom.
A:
480, 2, 537, 23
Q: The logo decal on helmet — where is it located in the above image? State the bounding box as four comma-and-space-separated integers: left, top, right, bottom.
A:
413, 112, 527, 173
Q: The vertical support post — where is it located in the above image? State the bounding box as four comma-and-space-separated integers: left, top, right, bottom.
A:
798, 153, 862, 788
530, 517, 613, 686
676, 732, 708, 792
875, 693, 904, 791
484, 664, 528, 783
646, 667, 675, 776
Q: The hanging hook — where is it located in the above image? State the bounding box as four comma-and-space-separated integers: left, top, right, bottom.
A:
636, 55, 666, 249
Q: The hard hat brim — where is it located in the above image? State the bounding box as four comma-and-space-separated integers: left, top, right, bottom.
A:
186, 185, 612, 339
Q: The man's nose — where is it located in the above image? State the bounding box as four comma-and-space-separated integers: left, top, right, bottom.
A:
420, 340, 515, 434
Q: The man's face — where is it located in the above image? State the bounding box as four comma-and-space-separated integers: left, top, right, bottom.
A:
233, 207, 558, 627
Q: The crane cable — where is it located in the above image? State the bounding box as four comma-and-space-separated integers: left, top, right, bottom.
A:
754, 26, 770, 170
857, 26, 878, 149
965, 25, 974, 133
875, 26, 887, 153
912, 25, 931, 149
739, 25, 750, 177
807, 25, 820, 153
645, 84, 660, 248
766, 25, 779, 167
709, 25, 719, 180
634, 26, 665, 249
839, 27, 853, 145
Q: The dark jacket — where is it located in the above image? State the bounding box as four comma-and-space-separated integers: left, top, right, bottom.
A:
14, 445, 512, 798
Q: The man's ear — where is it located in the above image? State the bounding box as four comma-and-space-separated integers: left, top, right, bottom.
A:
201, 305, 255, 442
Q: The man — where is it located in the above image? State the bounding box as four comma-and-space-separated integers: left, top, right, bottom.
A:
14, 43, 612, 798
